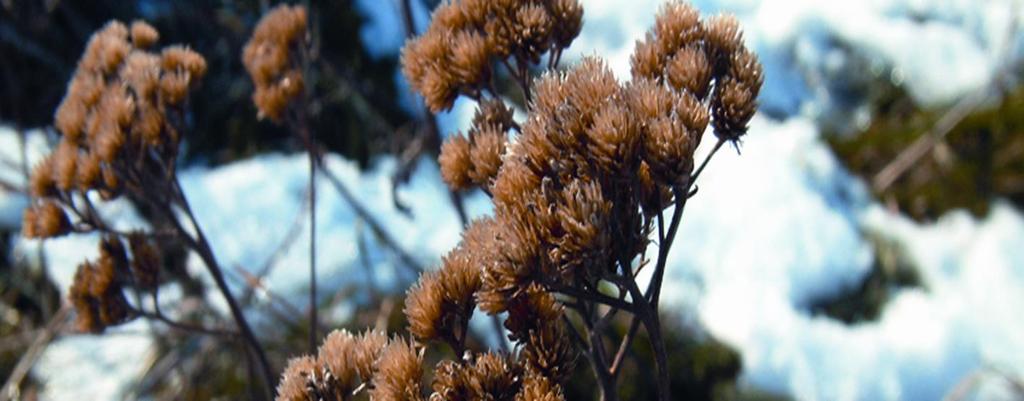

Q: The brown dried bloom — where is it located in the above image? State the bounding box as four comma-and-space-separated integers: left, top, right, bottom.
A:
467, 124, 508, 187
405, 270, 445, 342
29, 156, 57, 198
515, 372, 565, 401
711, 48, 763, 142
128, 233, 160, 289
130, 20, 159, 48
333, 3, 765, 400
24, 19, 207, 337
369, 339, 424, 401
473, 98, 516, 132
402, 0, 584, 112
242, 4, 308, 121
21, 201, 71, 239
275, 356, 318, 401
404, 244, 481, 346
66, 239, 136, 334
317, 330, 361, 394
439, 134, 474, 191
431, 352, 523, 401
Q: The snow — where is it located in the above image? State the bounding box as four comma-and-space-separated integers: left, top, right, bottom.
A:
6, 0, 1024, 399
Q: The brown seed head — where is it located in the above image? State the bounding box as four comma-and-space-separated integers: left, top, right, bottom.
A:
128, 233, 160, 289
439, 134, 474, 191
666, 45, 712, 99
515, 372, 565, 401
468, 124, 507, 188
369, 339, 423, 401
130, 21, 159, 48
275, 355, 318, 401
29, 156, 57, 198
547, 0, 583, 50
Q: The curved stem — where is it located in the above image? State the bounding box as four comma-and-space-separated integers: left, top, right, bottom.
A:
168, 178, 275, 396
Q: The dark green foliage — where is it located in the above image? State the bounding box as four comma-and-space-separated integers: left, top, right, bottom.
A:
828, 73, 1024, 221
808, 231, 921, 324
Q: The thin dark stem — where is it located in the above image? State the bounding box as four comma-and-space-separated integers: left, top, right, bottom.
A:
318, 162, 424, 275
621, 274, 670, 401
167, 178, 275, 395
136, 311, 236, 337
550, 284, 637, 313
691, 139, 725, 185
580, 300, 619, 401
308, 152, 318, 354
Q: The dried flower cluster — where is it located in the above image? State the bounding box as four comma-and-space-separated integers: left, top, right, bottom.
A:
276, 329, 390, 401
22, 20, 206, 332
401, 0, 583, 112
242, 4, 308, 122
275, 1, 761, 400
67, 234, 160, 333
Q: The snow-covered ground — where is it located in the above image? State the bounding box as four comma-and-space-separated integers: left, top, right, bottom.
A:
4, 0, 1023, 399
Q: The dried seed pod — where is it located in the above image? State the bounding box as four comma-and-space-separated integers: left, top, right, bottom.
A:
468, 124, 507, 187
369, 339, 424, 401
130, 20, 159, 48
465, 352, 522, 399
585, 103, 640, 174
52, 139, 79, 191
76, 152, 102, 190
439, 135, 474, 191
665, 45, 712, 99
29, 156, 57, 198
472, 98, 516, 133
547, 0, 583, 50
242, 4, 307, 122
405, 270, 444, 342
275, 355, 318, 401
23, 201, 72, 239
711, 76, 758, 143
704, 14, 743, 68
643, 114, 696, 186
69, 262, 103, 333
515, 371, 565, 401
128, 233, 160, 289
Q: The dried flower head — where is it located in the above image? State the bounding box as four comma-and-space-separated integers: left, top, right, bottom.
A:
26, 19, 207, 338
369, 339, 424, 401
127, 233, 160, 289
130, 20, 159, 48
275, 355, 318, 401
404, 243, 481, 346
243, 4, 308, 121
515, 372, 565, 401
21, 201, 71, 239
439, 134, 474, 191
402, 0, 584, 112
467, 125, 508, 188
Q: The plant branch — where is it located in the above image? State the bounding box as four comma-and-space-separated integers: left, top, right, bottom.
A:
166, 178, 275, 395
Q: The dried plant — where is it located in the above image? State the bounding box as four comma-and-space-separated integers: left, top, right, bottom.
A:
20, 19, 276, 395
275, 1, 761, 401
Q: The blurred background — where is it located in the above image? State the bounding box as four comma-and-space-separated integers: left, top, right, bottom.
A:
1, 0, 1023, 400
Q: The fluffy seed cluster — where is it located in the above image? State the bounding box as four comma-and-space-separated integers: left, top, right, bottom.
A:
439, 99, 515, 191
276, 329, 389, 401
630, 5, 762, 143
67, 235, 160, 333
415, 1, 760, 397
278, 2, 760, 400
401, 0, 584, 112
242, 4, 307, 122
22, 20, 204, 332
